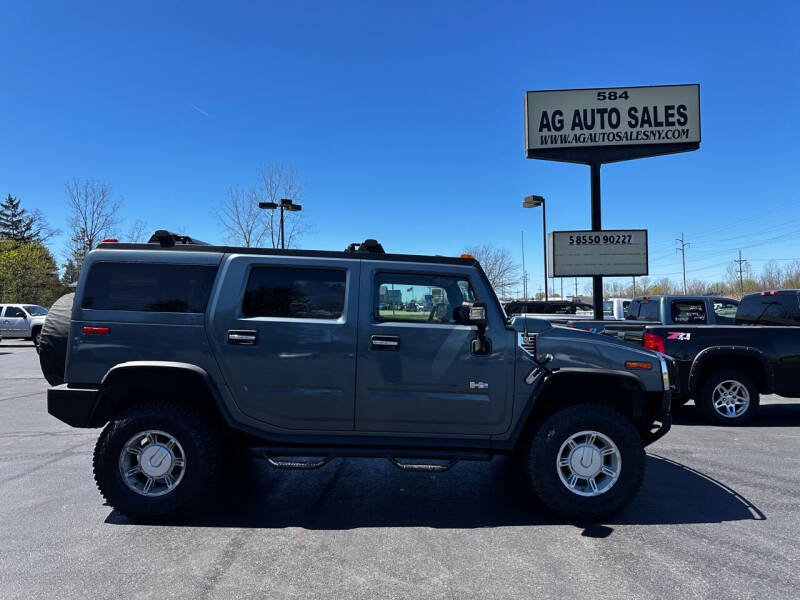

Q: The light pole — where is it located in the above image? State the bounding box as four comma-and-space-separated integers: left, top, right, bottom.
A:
259, 198, 302, 249
523, 195, 548, 301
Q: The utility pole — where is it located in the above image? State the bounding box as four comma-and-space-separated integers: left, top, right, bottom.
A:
632, 277, 636, 297
676, 232, 689, 294
574, 277, 578, 299
560, 278, 563, 299
521, 230, 527, 298
735, 250, 747, 295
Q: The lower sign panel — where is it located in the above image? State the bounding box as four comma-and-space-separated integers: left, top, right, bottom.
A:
547, 229, 648, 277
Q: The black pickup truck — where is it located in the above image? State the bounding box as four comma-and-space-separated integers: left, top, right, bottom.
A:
635, 290, 800, 424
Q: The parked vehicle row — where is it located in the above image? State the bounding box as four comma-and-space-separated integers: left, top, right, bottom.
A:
583, 290, 800, 425
40, 232, 673, 522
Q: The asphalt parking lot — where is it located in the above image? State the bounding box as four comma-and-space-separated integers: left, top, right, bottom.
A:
1, 343, 798, 599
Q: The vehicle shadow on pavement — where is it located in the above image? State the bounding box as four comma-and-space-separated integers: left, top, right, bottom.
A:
671, 402, 800, 427
104, 454, 764, 530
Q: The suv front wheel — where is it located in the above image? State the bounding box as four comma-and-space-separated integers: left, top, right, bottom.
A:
93, 399, 222, 519
522, 404, 645, 519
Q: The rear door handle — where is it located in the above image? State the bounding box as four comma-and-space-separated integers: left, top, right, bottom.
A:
370, 335, 399, 350
227, 330, 258, 345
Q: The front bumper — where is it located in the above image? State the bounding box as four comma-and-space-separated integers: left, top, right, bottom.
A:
47, 385, 99, 428
642, 388, 672, 446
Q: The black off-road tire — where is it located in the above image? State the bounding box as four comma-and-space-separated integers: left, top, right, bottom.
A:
93, 399, 223, 519
31, 326, 42, 347
522, 404, 645, 520
697, 369, 760, 425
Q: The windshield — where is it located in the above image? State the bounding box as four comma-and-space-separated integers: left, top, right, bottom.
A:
23, 305, 48, 316
603, 301, 612, 315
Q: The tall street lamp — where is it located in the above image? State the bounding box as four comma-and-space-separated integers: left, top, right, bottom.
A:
258, 198, 302, 249
523, 194, 548, 301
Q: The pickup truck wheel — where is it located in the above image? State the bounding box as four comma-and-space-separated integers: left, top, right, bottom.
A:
523, 404, 645, 520
93, 399, 222, 519
31, 326, 41, 347
698, 370, 760, 425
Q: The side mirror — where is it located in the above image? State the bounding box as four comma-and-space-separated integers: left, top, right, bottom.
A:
468, 302, 488, 328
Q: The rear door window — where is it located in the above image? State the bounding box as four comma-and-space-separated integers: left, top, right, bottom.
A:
671, 301, 707, 324
242, 267, 346, 319
82, 262, 218, 313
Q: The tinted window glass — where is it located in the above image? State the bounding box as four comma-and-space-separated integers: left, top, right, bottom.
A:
736, 293, 800, 325
671, 301, 707, 324
23, 305, 48, 316
5, 306, 25, 318
243, 267, 346, 319
82, 262, 217, 313
638, 300, 660, 322
712, 301, 738, 324
375, 273, 476, 324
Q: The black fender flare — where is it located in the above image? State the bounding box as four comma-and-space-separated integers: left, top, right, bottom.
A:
506, 367, 650, 449
687, 346, 773, 397
89, 361, 230, 427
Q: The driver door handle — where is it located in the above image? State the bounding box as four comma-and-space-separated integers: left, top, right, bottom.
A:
227, 330, 258, 345
371, 335, 399, 350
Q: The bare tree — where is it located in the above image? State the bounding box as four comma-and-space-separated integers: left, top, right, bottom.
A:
123, 219, 149, 243
760, 260, 782, 290
463, 244, 519, 294
215, 185, 265, 247
215, 162, 310, 248
64, 178, 121, 267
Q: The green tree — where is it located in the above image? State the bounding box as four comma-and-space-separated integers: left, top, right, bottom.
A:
0, 240, 64, 306
0, 195, 36, 242
0, 194, 57, 243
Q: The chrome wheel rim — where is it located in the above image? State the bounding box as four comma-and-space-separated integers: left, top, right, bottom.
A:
557, 430, 621, 497
712, 380, 750, 418
119, 430, 186, 497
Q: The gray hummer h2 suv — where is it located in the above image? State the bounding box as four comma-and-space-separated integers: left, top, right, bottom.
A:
42, 232, 673, 520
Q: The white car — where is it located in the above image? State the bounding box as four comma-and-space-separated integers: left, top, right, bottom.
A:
0, 304, 48, 345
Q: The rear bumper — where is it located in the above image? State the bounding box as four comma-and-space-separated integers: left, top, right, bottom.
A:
47, 385, 99, 428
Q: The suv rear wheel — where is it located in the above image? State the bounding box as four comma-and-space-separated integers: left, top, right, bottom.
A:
93, 399, 222, 519
522, 404, 645, 520
697, 369, 759, 425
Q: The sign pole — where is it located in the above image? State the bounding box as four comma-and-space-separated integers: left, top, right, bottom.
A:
590, 162, 603, 320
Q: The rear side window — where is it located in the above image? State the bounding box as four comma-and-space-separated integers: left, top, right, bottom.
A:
671, 301, 707, 324
736, 293, 800, 325
82, 262, 218, 313
242, 267, 346, 319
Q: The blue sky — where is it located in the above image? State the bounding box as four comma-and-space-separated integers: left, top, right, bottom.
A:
1, 1, 798, 295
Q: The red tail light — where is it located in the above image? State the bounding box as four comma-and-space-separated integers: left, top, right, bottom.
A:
83, 326, 110, 335
644, 332, 665, 353
761, 290, 779, 296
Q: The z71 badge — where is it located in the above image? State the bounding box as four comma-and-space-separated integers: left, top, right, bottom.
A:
667, 332, 691, 341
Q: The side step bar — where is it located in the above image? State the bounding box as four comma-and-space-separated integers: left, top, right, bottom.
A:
386, 457, 458, 473
254, 447, 492, 472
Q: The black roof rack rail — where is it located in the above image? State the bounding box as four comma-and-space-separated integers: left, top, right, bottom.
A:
148, 230, 211, 247
344, 239, 385, 253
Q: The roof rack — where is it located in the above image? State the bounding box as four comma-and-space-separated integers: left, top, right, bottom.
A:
148, 230, 211, 247
344, 239, 385, 253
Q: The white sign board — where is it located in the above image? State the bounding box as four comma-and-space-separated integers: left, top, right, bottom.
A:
526, 85, 700, 152
548, 230, 648, 277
